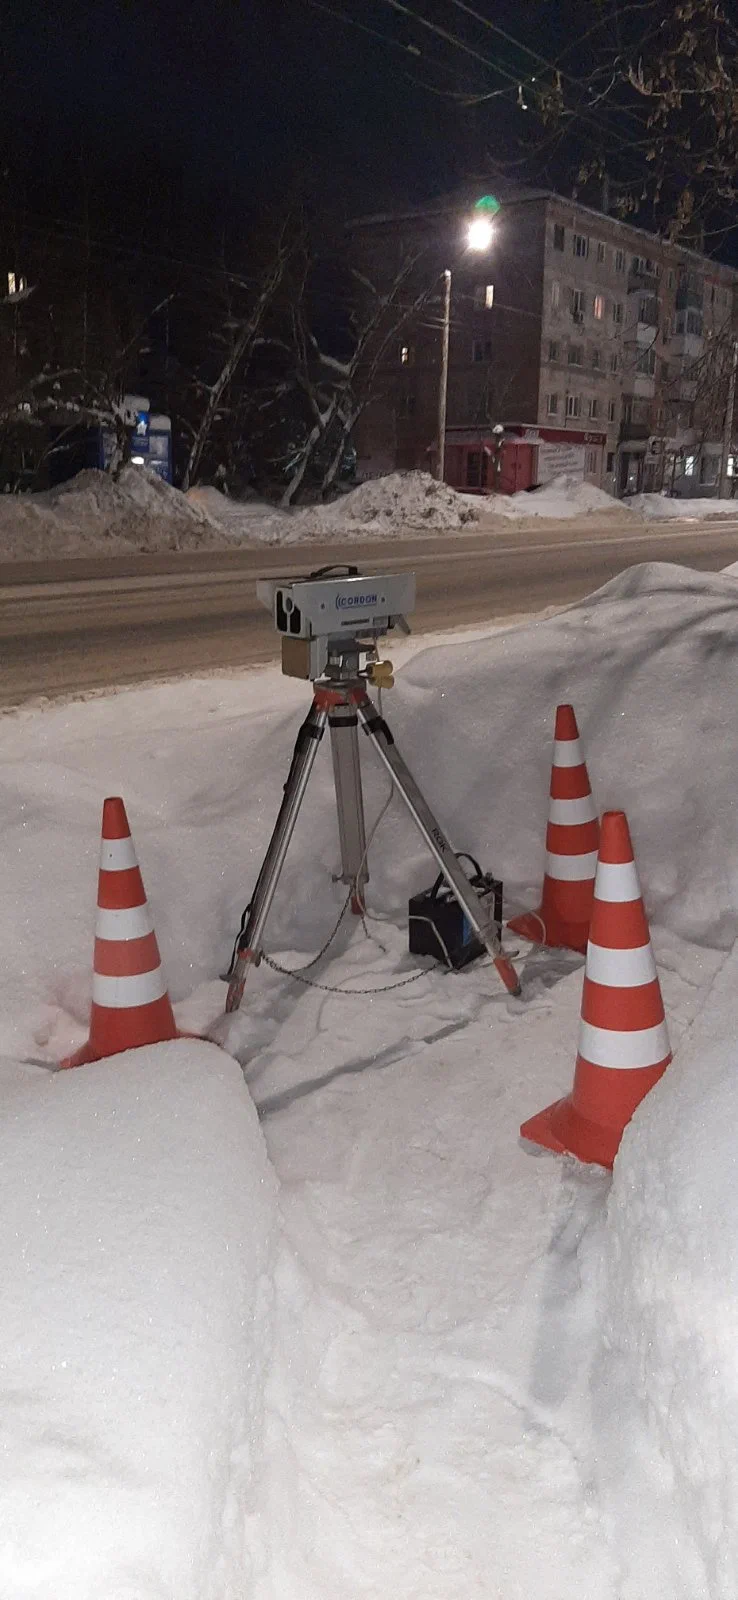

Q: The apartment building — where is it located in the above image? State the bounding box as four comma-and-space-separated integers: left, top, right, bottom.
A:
348, 186, 738, 497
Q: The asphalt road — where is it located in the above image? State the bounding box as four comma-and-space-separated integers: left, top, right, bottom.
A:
1, 514, 737, 707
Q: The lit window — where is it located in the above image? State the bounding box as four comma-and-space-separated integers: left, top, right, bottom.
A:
484, 283, 494, 309
684, 454, 696, 476
400, 344, 410, 365
593, 295, 605, 320
546, 392, 559, 414
7, 272, 15, 295
728, 455, 735, 478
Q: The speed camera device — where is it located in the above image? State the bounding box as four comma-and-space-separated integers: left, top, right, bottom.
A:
257, 565, 416, 680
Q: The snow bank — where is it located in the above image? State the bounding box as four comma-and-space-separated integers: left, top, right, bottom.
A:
631, 492, 738, 520
0, 1039, 279, 1600
599, 942, 738, 1598
485, 472, 624, 520
0, 467, 224, 557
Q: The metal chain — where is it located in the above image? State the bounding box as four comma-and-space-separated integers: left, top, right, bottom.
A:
260, 950, 427, 995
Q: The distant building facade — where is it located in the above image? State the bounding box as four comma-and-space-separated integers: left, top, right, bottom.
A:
348, 187, 738, 498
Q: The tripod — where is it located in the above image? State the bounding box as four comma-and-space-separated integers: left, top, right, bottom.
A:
225, 651, 521, 1011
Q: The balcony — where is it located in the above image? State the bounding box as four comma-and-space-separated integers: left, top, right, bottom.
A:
675, 281, 703, 312
634, 373, 656, 399
635, 319, 659, 345
619, 407, 653, 442
628, 266, 659, 294
672, 332, 704, 360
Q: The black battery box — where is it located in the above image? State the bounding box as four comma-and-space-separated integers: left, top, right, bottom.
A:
408, 854, 503, 970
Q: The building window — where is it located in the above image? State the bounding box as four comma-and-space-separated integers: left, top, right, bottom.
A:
570, 288, 585, 320
668, 270, 675, 289
472, 338, 493, 362
597, 242, 607, 264
553, 223, 565, 251
567, 345, 583, 366
399, 344, 412, 365
701, 454, 719, 484
612, 301, 623, 325
550, 279, 561, 311
586, 446, 599, 472
566, 393, 582, 417
397, 392, 416, 417
610, 351, 618, 374
593, 294, 605, 320
591, 347, 601, 369
607, 451, 615, 472
636, 347, 656, 376
608, 399, 617, 422
546, 392, 559, 415
6, 271, 26, 296
676, 309, 704, 337
728, 455, 735, 478
684, 454, 696, 476
548, 339, 560, 361
615, 249, 625, 272
473, 283, 495, 310
587, 398, 600, 419
573, 232, 589, 258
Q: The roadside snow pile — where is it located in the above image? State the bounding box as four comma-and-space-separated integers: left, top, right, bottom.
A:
0, 1039, 279, 1600
598, 942, 738, 1599
486, 472, 624, 519
191, 472, 486, 544
298, 471, 484, 535
631, 492, 738, 520
0, 467, 224, 558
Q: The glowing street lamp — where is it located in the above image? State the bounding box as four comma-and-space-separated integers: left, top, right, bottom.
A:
436, 198, 499, 483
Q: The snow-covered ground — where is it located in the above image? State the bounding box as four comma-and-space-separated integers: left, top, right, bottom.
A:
2, 467, 737, 563
2, 559, 738, 1594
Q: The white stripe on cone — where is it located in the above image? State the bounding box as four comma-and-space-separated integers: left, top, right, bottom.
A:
544, 849, 599, 881
578, 1018, 670, 1070
548, 795, 598, 826
553, 739, 587, 768
585, 940, 657, 987
100, 836, 138, 872
92, 968, 168, 1009
594, 859, 642, 903
95, 903, 155, 941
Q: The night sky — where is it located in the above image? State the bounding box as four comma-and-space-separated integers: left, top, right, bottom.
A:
4, 0, 594, 216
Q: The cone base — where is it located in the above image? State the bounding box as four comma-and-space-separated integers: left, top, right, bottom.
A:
508, 908, 589, 956
520, 1095, 620, 1169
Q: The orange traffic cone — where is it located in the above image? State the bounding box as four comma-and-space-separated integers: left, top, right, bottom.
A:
60, 797, 179, 1069
520, 810, 671, 1169
509, 703, 598, 954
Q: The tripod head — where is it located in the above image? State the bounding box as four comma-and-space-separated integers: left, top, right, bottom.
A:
257, 565, 416, 681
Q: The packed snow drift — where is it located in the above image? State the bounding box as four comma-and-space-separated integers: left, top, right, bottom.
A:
630, 491, 738, 520
0, 467, 224, 558
0, 1040, 279, 1600
1, 557, 738, 1594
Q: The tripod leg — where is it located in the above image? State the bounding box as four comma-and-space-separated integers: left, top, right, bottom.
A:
354, 689, 521, 997
226, 700, 329, 1012
329, 705, 369, 914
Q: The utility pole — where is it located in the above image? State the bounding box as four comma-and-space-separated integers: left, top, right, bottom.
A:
435, 269, 451, 482
719, 338, 738, 500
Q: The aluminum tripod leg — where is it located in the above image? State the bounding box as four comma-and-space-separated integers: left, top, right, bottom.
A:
329, 704, 368, 913
354, 689, 521, 997
226, 699, 329, 1012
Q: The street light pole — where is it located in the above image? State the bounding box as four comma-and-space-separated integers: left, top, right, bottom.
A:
719, 337, 738, 500
435, 269, 452, 483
